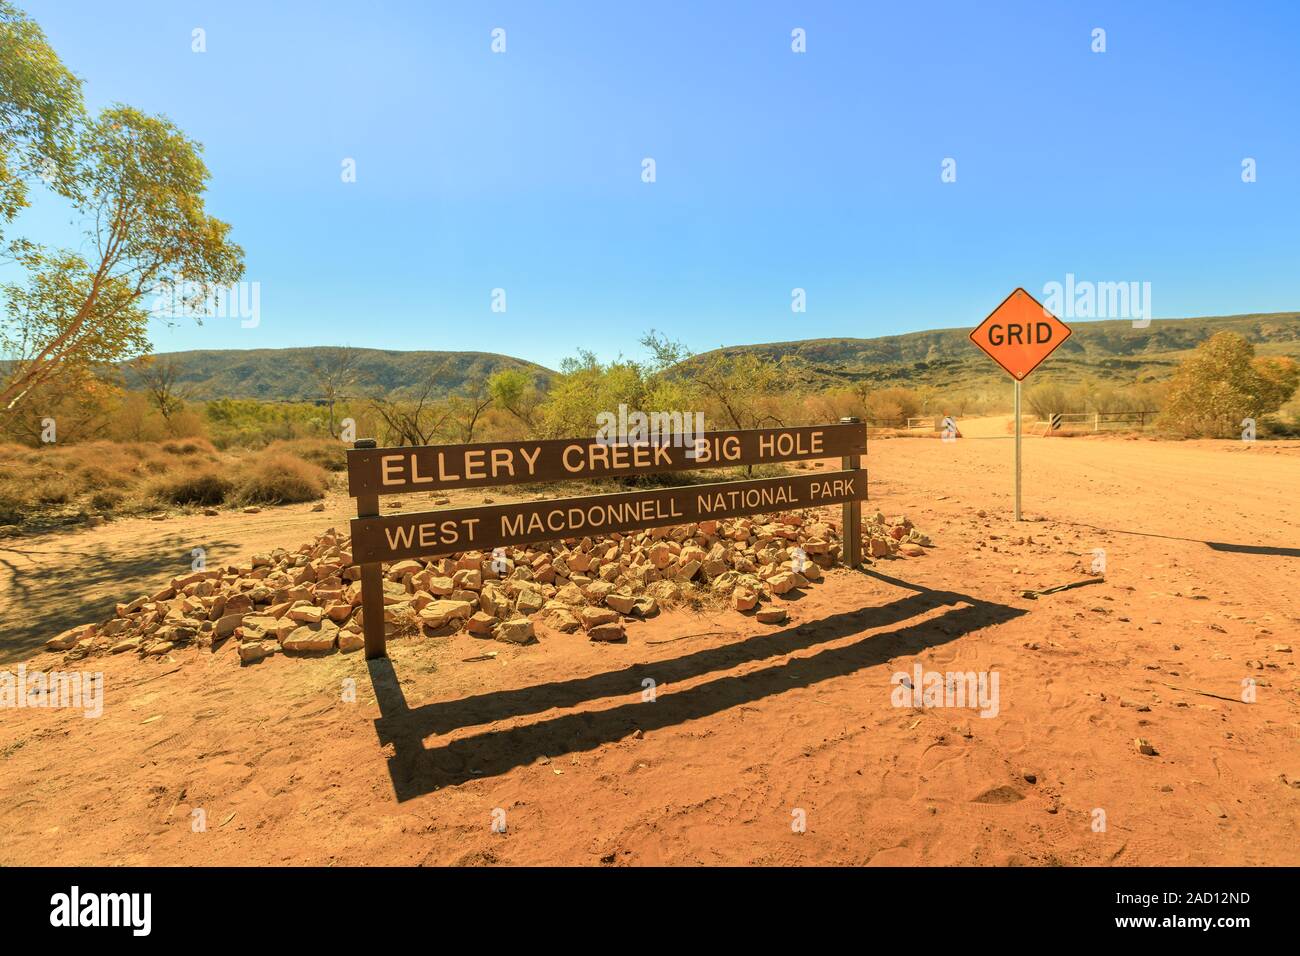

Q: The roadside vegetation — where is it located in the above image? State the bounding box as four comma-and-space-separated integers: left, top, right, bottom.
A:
1156, 332, 1300, 438
3, 326, 1298, 533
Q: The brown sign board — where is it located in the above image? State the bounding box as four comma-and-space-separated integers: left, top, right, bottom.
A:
350, 469, 868, 565
346, 423, 866, 497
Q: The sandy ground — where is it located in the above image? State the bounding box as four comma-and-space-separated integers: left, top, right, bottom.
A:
2, 432, 1298, 866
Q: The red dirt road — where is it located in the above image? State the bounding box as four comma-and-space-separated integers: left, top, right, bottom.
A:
2, 435, 1298, 865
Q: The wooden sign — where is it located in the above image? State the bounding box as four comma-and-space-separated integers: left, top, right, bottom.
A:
351, 470, 868, 564
346, 423, 866, 497
349, 418, 867, 659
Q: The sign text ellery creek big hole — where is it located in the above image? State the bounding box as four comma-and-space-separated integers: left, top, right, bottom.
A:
347, 424, 861, 495
347, 421, 867, 658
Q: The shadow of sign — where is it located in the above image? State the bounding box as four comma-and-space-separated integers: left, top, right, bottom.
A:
1053, 520, 1300, 558
1205, 541, 1300, 557
367, 577, 1025, 800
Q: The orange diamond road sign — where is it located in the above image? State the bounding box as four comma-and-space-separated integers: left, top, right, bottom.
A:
969, 288, 1072, 381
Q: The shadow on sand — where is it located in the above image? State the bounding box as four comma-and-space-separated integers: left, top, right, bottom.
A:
0, 534, 246, 664
367, 569, 1026, 800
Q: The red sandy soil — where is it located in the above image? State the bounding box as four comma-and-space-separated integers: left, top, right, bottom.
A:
2, 433, 1298, 865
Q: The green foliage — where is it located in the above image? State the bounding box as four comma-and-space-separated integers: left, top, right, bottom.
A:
88, 312, 1300, 419
537, 351, 650, 438
1158, 332, 1300, 437
675, 347, 803, 431
487, 366, 547, 432
0, 246, 154, 374
0, 1, 83, 233
203, 397, 327, 444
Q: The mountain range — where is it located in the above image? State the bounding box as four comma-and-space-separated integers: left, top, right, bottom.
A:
143, 312, 1300, 401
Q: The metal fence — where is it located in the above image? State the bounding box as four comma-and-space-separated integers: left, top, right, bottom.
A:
863, 417, 940, 430
1035, 410, 1158, 430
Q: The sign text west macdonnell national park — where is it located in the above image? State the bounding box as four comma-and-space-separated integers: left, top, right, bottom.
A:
351, 470, 867, 563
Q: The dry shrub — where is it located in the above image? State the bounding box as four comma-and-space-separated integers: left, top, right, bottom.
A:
160, 437, 218, 456
35, 480, 75, 505
0, 481, 33, 525
386, 604, 421, 637
147, 470, 234, 506
865, 387, 925, 424
72, 462, 123, 490
0, 439, 327, 526
90, 489, 126, 511
264, 438, 347, 472
0, 440, 225, 522
234, 452, 328, 505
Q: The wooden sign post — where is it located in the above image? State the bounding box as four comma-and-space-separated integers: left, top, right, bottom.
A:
840, 416, 862, 569
969, 288, 1073, 521
348, 422, 868, 659
351, 438, 388, 660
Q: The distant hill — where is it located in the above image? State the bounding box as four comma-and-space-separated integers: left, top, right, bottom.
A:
138, 312, 1300, 401
684, 312, 1300, 391
128, 347, 552, 401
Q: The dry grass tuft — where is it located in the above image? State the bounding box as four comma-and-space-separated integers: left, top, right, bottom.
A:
233, 452, 329, 505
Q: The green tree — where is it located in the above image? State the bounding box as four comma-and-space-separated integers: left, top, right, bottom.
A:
0, 5, 243, 412
1158, 332, 1300, 437
488, 367, 545, 432
685, 349, 798, 431
642, 329, 801, 432
537, 350, 647, 438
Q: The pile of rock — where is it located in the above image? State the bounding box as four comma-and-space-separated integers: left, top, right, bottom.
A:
44, 509, 931, 664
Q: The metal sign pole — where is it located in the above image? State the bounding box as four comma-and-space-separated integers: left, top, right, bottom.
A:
1014, 379, 1022, 521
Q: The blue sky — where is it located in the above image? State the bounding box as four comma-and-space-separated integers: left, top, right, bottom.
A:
17, 0, 1300, 369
